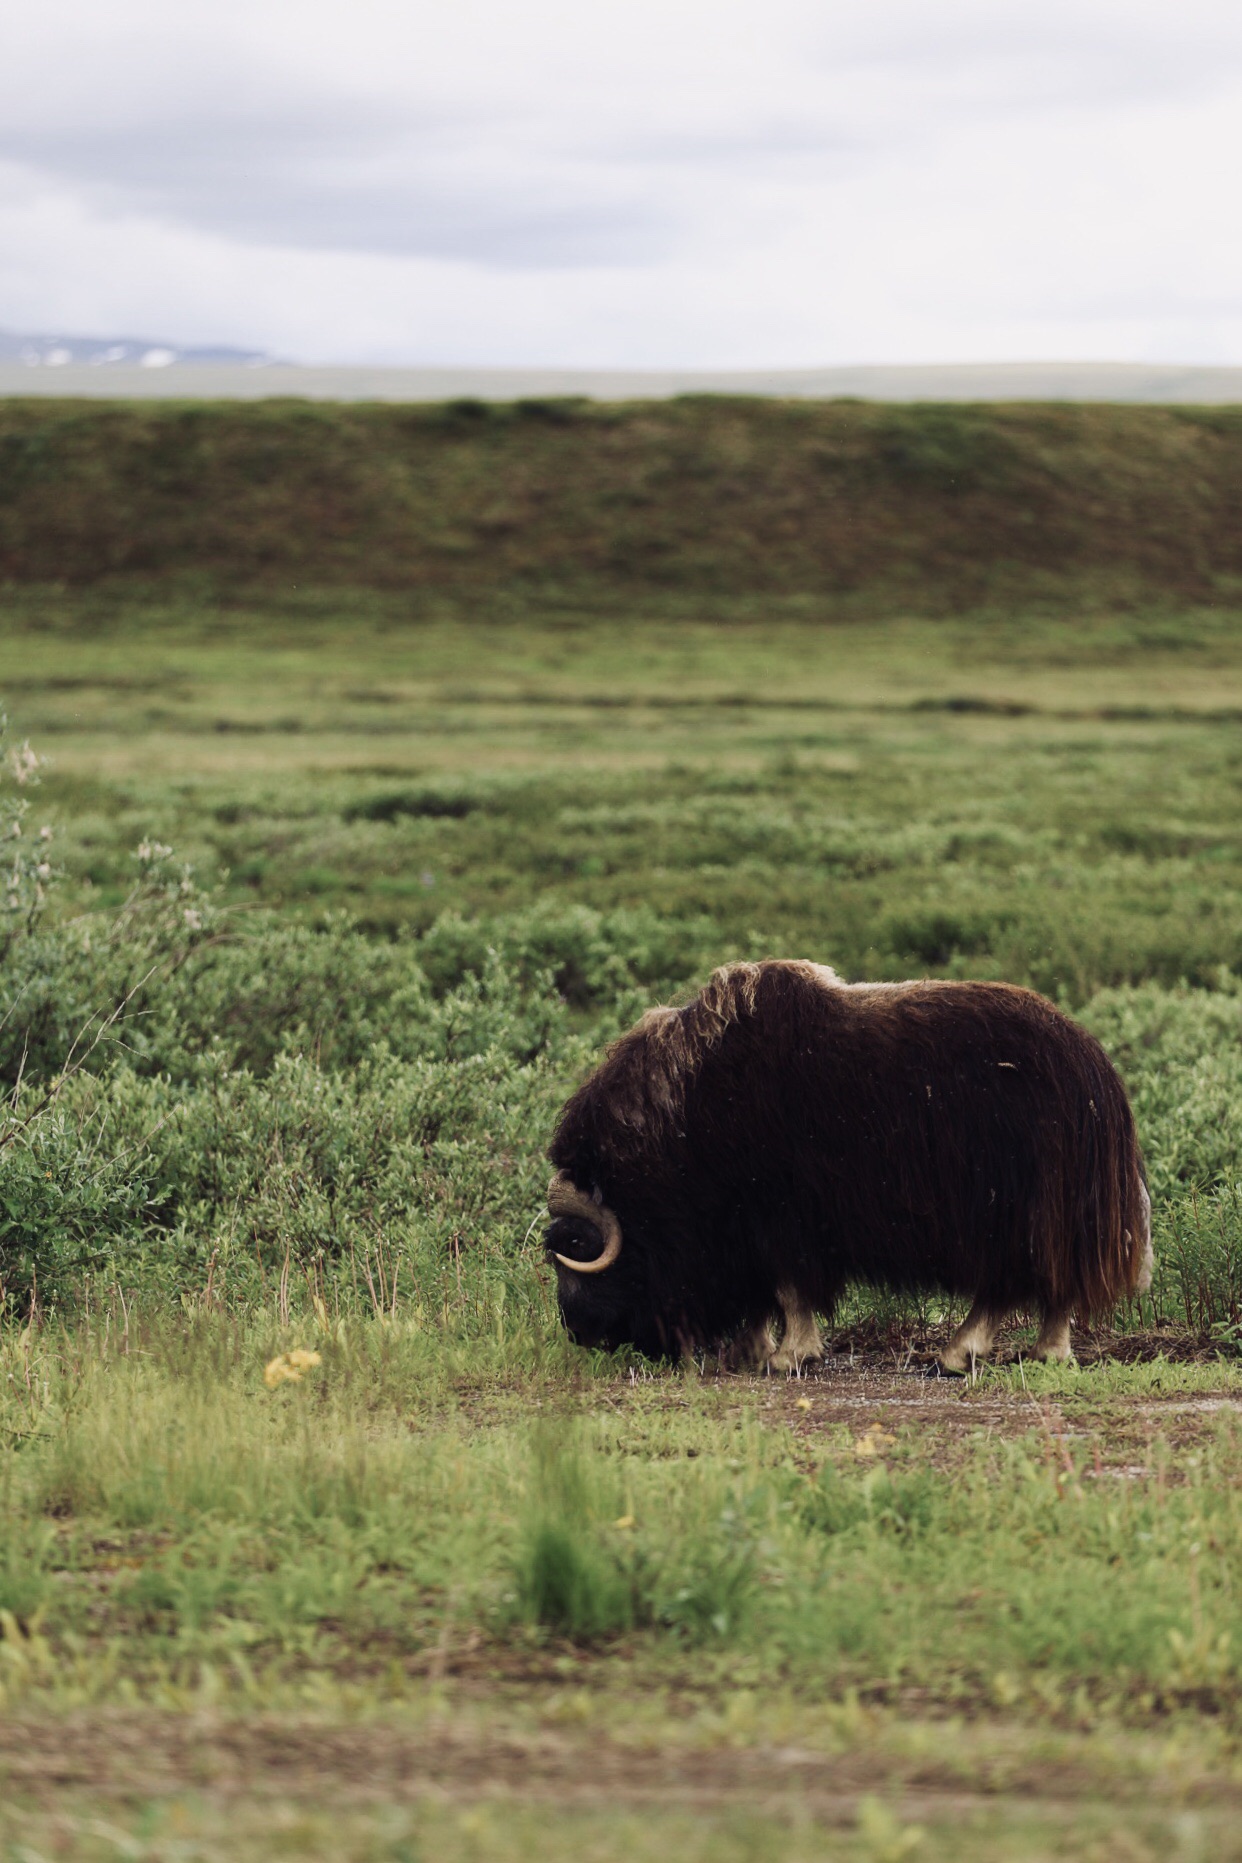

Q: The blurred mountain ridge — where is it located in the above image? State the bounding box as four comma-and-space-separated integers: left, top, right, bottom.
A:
0, 329, 275, 369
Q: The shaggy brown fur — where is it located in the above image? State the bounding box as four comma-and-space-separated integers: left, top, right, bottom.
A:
545, 962, 1150, 1369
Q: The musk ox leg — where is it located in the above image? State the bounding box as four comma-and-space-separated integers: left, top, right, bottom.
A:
1132, 1180, 1154, 1294
726, 1318, 779, 1371
939, 1299, 1007, 1375
1032, 1310, 1074, 1363
766, 1288, 823, 1374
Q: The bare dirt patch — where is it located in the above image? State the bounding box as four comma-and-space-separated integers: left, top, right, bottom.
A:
704, 1332, 1242, 1472
815, 1319, 1228, 1371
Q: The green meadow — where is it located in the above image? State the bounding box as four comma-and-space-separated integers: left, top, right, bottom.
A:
1, 398, 1242, 1856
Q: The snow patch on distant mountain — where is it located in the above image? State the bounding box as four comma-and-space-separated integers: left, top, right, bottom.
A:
0, 330, 275, 368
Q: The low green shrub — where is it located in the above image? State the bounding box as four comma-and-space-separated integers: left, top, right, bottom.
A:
0, 1104, 155, 1315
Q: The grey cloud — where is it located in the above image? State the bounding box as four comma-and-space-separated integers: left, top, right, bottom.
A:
3, 114, 687, 268
6, 3, 1242, 275
1, 93, 882, 269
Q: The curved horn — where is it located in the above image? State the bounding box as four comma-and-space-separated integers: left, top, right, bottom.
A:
547, 1171, 623, 1274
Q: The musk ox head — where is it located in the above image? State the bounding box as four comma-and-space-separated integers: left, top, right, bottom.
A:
542, 969, 789, 1360
544, 1170, 672, 1359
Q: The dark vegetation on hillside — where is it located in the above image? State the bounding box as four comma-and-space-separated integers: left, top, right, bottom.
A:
2, 396, 1242, 605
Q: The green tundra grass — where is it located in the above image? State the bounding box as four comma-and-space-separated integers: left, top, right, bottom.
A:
2, 401, 1242, 1856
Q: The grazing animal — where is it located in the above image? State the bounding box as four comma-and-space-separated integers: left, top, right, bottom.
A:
544, 961, 1151, 1373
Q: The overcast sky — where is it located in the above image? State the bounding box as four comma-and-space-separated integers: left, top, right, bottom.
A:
3, 0, 1241, 366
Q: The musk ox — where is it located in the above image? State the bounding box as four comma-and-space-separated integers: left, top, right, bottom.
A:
544, 961, 1151, 1373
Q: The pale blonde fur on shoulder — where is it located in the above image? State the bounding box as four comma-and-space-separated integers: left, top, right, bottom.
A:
606, 960, 841, 1139
643, 960, 838, 1067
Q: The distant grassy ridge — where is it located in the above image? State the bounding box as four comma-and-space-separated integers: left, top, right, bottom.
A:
2, 396, 1242, 606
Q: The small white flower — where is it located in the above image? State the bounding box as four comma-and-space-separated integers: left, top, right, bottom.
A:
137, 841, 152, 861
9, 743, 39, 785
38, 825, 52, 841
183, 907, 202, 930
36, 862, 51, 879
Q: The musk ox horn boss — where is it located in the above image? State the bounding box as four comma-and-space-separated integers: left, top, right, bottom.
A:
544, 962, 1152, 1374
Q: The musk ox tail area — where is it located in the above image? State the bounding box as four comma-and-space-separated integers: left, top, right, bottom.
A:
1040, 1032, 1150, 1321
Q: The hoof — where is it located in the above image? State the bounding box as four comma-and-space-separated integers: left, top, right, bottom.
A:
925, 1360, 965, 1379
765, 1349, 823, 1376
721, 1325, 777, 1372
